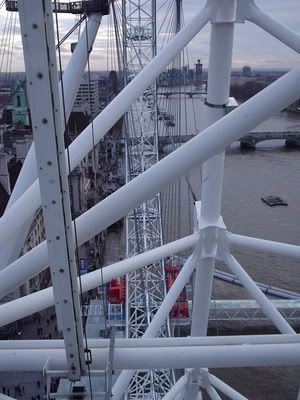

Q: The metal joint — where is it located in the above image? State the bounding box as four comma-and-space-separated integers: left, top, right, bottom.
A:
194, 201, 227, 260
84, 348, 93, 365
199, 368, 210, 389
204, 100, 227, 108
210, 0, 237, 23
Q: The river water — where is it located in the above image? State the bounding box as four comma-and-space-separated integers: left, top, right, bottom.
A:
160, 96, 300, 399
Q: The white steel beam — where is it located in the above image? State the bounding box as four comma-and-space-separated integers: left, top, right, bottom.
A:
2, 226, 300, 306
0, 64, 292, 286
1, 50, 300, 307
161, 375, 188, 400
61, 13, 102, 121
0, 343, 300, 372
223, 254, 295, 334
0, 13, 102, 270
57, 68, 300, 248
175, 393, 185, 400
208, 374, 248, 400
188, 5, 236, 398
206, 385, 222, 400
18, 0, 85, 379
0, 4, 211, 245
0, 64, 300, 251
0, 234, 198, 326
0, 231, 198, 300
247, 1, 300, 53
2, 333, 300, 350
227, 232, 300, 259
2, 223, 300, 302
0, 395, 18, 400
191, 0, 235, 338
0, 21, 300, 250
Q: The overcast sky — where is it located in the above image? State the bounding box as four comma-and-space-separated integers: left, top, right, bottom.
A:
0, 0, 299, 72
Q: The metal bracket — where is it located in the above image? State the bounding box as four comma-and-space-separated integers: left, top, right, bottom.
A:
184, 369, 201, 400
84, 347, 93, 365
199, 368, 210, 390
235, 0, 257, 23
210, 0, 237, 23
209, 0, 258, 24
193, 201, 227, 260
43, 357, 52, 378
216, 229, 231, 261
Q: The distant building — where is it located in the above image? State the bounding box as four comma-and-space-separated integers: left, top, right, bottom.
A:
242, 65, 252, 77
0, 150, 11, 196
74, 74, 100, 117
12, 80, 30, 127
230, 75, 257, 86
0, 150, 11, 216
23, 208, 47, 295
15, 136, 33, 163
286, 98, 300, 113
195, 59, 203, 86
25, 209, 45, 251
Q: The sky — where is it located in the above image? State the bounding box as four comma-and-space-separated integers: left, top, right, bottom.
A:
0, 0, 300, 73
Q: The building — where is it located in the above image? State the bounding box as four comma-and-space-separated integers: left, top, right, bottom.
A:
195, 59, 203, 86
73, 74, 101, 117
12, 80, 30, 127
0, 149, 11, 216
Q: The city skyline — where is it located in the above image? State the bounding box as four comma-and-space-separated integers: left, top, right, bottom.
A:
0, 0, 299, 72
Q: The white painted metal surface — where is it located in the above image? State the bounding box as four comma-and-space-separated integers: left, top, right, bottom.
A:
0, 0, 300, 398
187, 8, 235, 398
18, 0, 85, 379
0, 233, 199, 299
223, 254, 295, 334
0, 343, 300, 371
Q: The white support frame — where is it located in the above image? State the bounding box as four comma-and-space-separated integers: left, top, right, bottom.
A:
208, 374, 248, 400
1, 67, 300, 303
18, 0, 85, 380
0, 5, 211, 246
1, 0, 300, 398
0, 342, 299, 372
0, 64, 298, 264
2, 333, 300, 349
186, 4, 236, 397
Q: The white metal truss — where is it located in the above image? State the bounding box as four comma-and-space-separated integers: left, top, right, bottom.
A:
1, 0, 300, 399
122, 0, 173, 398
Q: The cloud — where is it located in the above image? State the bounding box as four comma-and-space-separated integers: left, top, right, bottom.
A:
0, 0, 299, 72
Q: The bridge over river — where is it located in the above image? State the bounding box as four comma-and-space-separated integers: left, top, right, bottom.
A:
155, 130, 300, 151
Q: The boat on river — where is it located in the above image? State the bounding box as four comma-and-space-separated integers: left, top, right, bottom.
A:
261, 196, 288, 206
